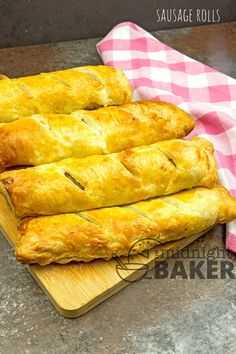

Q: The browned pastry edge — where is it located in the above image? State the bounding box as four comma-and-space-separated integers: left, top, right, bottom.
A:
0, 100, 195, 167
0, 65, 132, 123
15, 185, 236, 265
0, 137, 216, 217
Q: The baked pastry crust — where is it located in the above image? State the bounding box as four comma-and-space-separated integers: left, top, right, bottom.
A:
0, 100, 195, 167
0, 65, 132, 123
1, 137, 217, 217
15, 185, 236, 265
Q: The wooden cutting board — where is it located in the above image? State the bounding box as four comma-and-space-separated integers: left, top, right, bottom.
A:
0, 192, 206, 318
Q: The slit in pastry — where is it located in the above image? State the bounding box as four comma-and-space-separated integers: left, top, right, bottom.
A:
64, 171, 85, 191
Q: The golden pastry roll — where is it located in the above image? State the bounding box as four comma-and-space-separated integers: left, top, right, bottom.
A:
15, 185, 236, 265
0, 74, 10, 80
0, 100, 194, 167
0, 65, 132, 123
1, 137, 217, 218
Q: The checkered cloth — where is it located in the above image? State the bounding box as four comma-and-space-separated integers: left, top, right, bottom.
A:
97, 22, 236, 252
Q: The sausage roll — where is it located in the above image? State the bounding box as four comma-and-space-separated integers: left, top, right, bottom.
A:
0, 100, 195, 167
15, 185, 236, 265
0, 65, 132, 123
1, 138, 217, 217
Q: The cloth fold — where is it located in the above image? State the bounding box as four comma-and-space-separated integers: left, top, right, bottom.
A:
97, 22, 236, 252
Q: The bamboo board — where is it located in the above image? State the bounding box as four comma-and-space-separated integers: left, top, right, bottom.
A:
0, 193, 206, 318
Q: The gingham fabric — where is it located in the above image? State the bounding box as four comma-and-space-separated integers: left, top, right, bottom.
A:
97, 22, 236, 252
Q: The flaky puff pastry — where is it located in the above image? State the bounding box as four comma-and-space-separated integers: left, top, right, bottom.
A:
0, 101, 194, 167
15, 185, 236, 265
1, 138, 217, 218
0, 65, 132, 123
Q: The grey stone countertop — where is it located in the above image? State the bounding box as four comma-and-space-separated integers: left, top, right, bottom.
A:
0, 21, 236, 354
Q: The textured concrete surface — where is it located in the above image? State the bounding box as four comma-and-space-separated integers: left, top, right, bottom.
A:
0, 21, 235, 78
1, 22, 236, 354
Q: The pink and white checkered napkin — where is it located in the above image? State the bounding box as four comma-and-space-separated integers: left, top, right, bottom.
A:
97, 22, 236, 252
